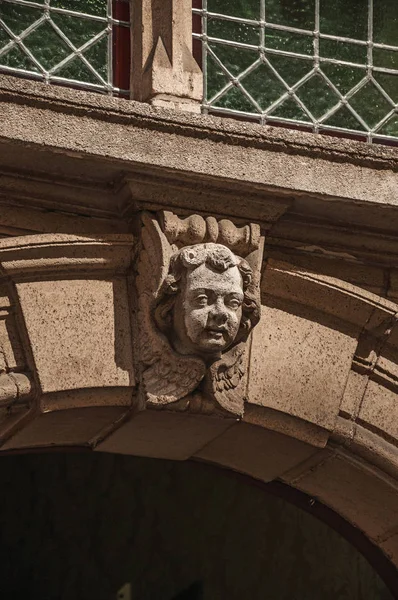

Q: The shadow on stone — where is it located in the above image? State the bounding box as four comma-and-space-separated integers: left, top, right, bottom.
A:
171, 582, 203, 600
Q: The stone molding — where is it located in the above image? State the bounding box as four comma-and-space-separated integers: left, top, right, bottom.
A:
0, 234, 135, 279
0, 75, 396, 172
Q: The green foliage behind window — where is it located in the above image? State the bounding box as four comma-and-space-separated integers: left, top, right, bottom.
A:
203, 0, 398, 140
0, 0, 116, 91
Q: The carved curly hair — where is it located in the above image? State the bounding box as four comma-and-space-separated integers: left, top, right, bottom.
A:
155, 243, 261, 344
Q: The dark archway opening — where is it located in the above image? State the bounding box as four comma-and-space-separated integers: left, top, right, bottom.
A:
0, 452, 396, 600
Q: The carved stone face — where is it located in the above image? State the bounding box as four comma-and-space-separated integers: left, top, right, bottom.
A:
173, 262, 244, 358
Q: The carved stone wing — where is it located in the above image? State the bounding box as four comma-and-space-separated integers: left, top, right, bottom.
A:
205, 345, 247, 416
136, 213, 205, 405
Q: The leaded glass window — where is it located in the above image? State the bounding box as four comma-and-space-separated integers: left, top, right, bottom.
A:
0, 0, 130, 95
193, 0, 398, 142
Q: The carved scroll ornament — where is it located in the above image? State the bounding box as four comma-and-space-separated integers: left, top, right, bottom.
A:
136, 212, 263, 416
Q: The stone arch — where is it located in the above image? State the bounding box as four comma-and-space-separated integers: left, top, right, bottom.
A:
1, 232, 398, 572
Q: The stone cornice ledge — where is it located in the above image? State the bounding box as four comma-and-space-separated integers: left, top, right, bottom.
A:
1, 75, 398, 260
0, 74, 397, 172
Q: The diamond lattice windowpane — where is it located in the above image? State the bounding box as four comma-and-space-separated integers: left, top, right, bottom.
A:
296, 74, 340, 118
0, 0, 130, 94
196, 0, 398, 142
266, 28, 313, 56
240, 63, 286, 110
374, 74, 398, 104
321, 64, 364, 96
269, 97, 312, 122
319, 39, 367, 66
56, 56, 101, 84
83, 35, 108, 81
349, 82, 394, 128
207, 0, 260, 19
209, 44, 258, 77
206, 54, 231, 100
0, 45, 40, 72
320, 0, 368, 39
374, 0, 398, 45
24, 21, 72, 70
323, 106, 365, 131
213, 86, 258, 112
50, 0, 107, 17
208, 18, 259, 45
266, 0, 315, 30
268, 55, 312, 87
0, 3, 43, 36
377, 116, 398, 137
0, 27, 11, 48
51, 13, 106, 48
373, 49, 398, 71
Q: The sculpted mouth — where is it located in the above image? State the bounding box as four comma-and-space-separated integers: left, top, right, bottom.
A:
205, 327, 227, 340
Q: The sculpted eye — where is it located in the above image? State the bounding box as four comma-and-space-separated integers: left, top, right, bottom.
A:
227, 297, 242, 310
195, 294, 208, 307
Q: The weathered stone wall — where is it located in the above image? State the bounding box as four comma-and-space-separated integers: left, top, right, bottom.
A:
0, 453, 392, 600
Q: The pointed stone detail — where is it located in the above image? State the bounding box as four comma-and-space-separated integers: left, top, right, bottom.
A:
131, 0, 203, 111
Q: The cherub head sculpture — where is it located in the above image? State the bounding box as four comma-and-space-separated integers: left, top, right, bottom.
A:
155, 243, 261, 361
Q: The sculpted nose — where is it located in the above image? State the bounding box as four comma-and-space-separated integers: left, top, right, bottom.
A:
210, 301, 228, 325
214, 311, 227, 325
